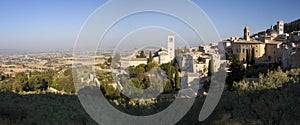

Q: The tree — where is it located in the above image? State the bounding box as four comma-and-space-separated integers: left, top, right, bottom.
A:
164, 79, 173, 93
113, 53, 121, 63
142, 78, 151, 89
0, 72, 4, 81
246, 49, 251, 64
208, 58, 214, 76
175, 65, 181, 90
146, 61, 158, 72
39, 79, 48, 91
112, 53, 121, 67
104, 57, 112, 66
107, 57, 112, 65
148, 51, 153, 63
131, 78, 141, 89
53, 75, 75, 93
167, 63, 174, 87
137, 50, 146, 58
23, 82, 32, 92
250, 47, 256, 65
227, 53, 245, 90
136, 66, 145, 80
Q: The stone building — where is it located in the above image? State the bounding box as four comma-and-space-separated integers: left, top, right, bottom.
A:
153, 48, 173, 65
230, 25, 283, 63
121, 35, 175, 67
232, 40, 265, 62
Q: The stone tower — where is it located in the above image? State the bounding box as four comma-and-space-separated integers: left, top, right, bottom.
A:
168, 35, 175, 58
277, 20, 284, 35
244, 25, 250, 41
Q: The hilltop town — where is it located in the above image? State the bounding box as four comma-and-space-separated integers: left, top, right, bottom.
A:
1, 19, 300, 96
0, 19, 300, 125
220, 20, 300, 69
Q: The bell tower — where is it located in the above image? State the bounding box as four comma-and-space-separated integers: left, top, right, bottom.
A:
244, 25, 250, 41
277, 20, 284, 35
168, 35, 175, 58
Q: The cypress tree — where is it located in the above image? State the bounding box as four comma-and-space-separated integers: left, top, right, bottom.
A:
148, 51, 153, 63
208, 58, 214, 76
251, 47, 255, 65
246, 49, 251, 64
175, 65, 181, 90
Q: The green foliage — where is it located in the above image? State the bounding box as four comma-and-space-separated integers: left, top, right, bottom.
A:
0, 92, 98, 125
175, 65, 181, 90
148, 51, 153, 63
137, 50, 146, 58
246, 49, 251, 64
208, 59, 214, 76
284, 19, 300, 33
0, 72, 6, 81
131, 78, 141, 89
53, 76, 75, 93
235, 67, 300, 92
107, 57, 112, 64
250, 47, 255, 65
146, 61, 158, 72
164, 79, 173, 93
63, 68, 72, 76
227, 53, 245, 90
0, 68, 75, 94
113, 53, 121, 63
136, 66, 145, 80
1, 68, 299, 124
101, 84, 121, 99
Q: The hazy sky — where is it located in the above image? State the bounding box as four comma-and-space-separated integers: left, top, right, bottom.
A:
0, 0, 299, 50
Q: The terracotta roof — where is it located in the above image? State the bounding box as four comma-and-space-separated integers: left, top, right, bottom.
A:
130, 58, 147, 61
266, 41, 283, 45
233, 40, 263, 44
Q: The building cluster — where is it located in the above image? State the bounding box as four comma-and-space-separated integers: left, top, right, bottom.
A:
120, 35, 223, 90
120, 35, 176, 68
120, 35, 221, 75
220, 20, 300, 69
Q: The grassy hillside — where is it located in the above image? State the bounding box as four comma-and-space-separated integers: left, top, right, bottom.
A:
0, 93, 97, 125
0, 69, 300, 125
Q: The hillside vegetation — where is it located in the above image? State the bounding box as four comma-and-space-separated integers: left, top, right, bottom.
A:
0, 68, 300, 125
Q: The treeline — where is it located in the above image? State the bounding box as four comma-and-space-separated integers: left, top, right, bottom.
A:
284, 19, 300, 33
0, 68, 75, 94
